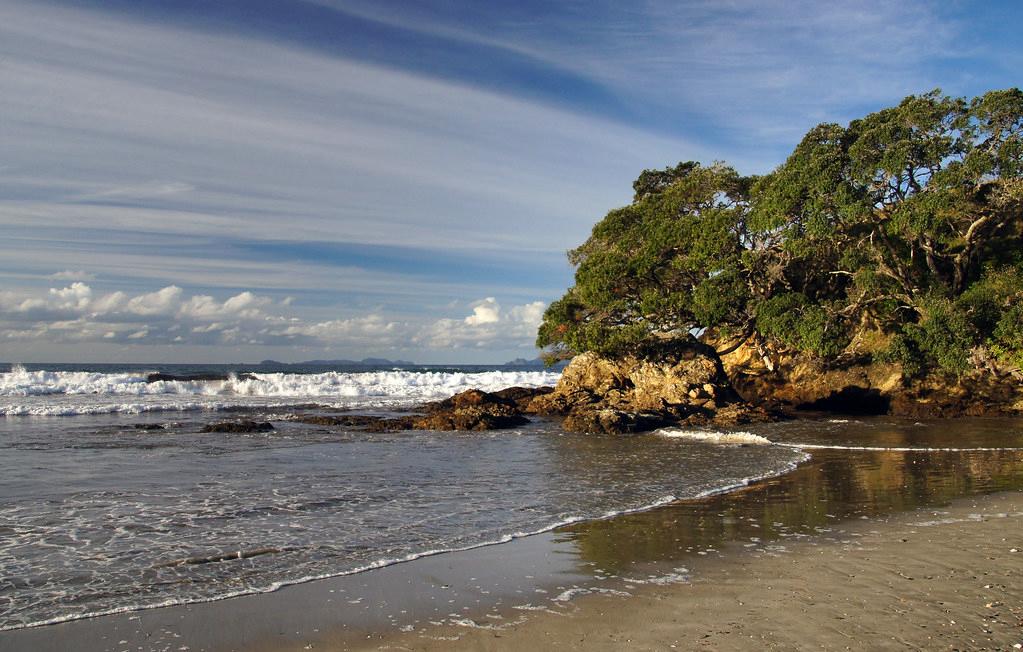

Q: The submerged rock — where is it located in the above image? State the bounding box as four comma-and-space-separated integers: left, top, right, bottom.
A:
290, 414, 414, 432
291, 414, 383, 427
201, 420, 274, 433
561, 408, 672, 435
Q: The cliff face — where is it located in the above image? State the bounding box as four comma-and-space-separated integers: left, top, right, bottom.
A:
528, 350, 772, 433
719, 339, 1023, 418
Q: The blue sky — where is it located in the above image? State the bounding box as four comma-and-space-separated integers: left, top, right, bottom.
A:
1, 0, 1020, 363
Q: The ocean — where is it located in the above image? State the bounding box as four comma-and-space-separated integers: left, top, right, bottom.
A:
0, 362, 808, 631
3, 363, 1023, 641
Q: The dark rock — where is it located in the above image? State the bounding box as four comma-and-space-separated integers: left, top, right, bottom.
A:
289, 414, 414, 432
201, 420, 274, 433
365, 416, 415, 432
491, 386, 554, 411
422, 389, 514, 414
797, 387, 891, 415
413, 388, 538, 431
132, 423, 166, 430
527, 389, 599, 415
562, 408, 672, 435
291, 415, 382, 427
413, 409, 529, 432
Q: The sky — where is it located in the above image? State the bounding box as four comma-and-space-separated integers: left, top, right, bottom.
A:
1, 0, 1020, 364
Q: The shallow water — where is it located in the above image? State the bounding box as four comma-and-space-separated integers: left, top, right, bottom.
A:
0, 368, 802, 631
1, 415, 1022, 651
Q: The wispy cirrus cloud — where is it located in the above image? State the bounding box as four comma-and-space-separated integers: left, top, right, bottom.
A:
49, 270, 96, 282
300, 0, 990, 145
0, 0, 705, 362
1, 0, 1019, 362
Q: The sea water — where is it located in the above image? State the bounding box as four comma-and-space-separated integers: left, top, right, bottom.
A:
0, 363, 810, 630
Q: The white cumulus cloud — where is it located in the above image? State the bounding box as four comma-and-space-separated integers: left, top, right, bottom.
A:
464, 297, 501, 325
0, 283, 547, 354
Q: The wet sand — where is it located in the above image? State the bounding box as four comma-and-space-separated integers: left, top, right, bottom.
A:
364, 491, 1023, 651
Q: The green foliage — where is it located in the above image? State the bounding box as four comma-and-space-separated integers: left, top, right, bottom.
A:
877, 333, 926, 378
905, 297, 975, 376
754, 293, 850, 359
537, 162, 752, 357
539, 88, 1023, 375
992, 304, 1023, 369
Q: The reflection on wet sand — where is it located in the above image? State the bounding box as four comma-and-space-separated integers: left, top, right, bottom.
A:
562, 443, 1023, 574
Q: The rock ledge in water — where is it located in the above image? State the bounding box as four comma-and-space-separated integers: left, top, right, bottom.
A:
412, 388, 543, 431
201, 420, 274, 433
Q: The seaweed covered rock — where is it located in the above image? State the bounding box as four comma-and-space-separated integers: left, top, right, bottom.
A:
412, 408, 528, 431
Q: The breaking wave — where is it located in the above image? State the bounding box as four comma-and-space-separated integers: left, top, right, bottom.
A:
0, 365, 560, 416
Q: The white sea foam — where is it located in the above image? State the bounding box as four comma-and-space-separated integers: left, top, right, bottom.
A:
552, 587, 632, 602
656, 429, 773, 445
910, 511, 1023, 527
780, 443, 1023, 452
623, 567, 690, 586
0, 367, 561, 416
657, 426, 1023, 453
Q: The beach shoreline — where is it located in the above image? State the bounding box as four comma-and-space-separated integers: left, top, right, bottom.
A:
346, 490, 1023, 651
3, 430, 1022, 652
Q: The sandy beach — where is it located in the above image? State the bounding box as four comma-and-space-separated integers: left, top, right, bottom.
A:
353, 491, 1023, 651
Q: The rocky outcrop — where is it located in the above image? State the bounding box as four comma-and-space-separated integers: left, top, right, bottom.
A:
717, 337, 1023, 418
285, 388, 551, 433
413, 388, 533, 431
886, 376, 1023, 418
528, 350, 773, 434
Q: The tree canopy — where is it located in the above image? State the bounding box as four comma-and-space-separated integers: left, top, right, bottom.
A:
538, 89, 1023, 377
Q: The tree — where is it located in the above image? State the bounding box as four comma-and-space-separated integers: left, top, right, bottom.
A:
537, 162, 754, 358
539, 89, 1023, 376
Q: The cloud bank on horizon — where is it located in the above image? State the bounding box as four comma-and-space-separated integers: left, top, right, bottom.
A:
1, 0, 1020, 362
0, 282, 544, 355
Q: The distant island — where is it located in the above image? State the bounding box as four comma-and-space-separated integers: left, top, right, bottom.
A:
260, 358, 417, 367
